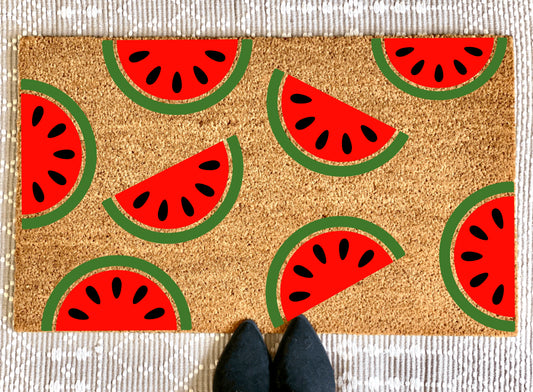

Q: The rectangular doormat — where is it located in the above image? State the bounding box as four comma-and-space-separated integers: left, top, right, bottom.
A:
15, 36, 516, 335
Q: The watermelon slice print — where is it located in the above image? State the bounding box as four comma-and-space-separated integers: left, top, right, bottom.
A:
440, 182, 515, 331
103, 136, 243, 243
102, 39, 252, 114
266, 216, 405, 327
267, 69, 408, 176
372, 37, 507, 100
20, 79, 96, 229
42, 256, 191, 331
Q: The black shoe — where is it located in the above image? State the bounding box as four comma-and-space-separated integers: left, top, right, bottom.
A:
213, 320, 271, 392
272, 315, 335, 392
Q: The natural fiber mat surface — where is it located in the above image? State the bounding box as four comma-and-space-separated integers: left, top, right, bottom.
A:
15, 36, 515, 335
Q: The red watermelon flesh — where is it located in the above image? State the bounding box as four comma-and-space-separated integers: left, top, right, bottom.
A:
21, 93, 83, 215
454, 196, 515, 317
115, 142, 229, 230
280, 76, 396, 163
384, 38, 495, 88
55, 269, 178, 331
280, 230, 394, 320
116, 39, 239, 100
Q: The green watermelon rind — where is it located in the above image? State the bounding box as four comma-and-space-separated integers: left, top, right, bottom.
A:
41, 255, 192, 331
372, 37, 508, 100
21, 79, 97, 230
439, 181, 515, 332
102, 39, 253, 115
102, 135, 243, 244
265, 216, 405, 328
267, 69, 409, 177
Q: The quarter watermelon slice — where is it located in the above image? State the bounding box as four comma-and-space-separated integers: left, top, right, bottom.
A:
42, 255, 191, 331
102, 39, 253, 114
103, 136, 243, 243
20, 79, 96, 229
266, 216, 405, 327
372, 37, 507, 100
440, 182, 515, 331
267, 69, 408, 176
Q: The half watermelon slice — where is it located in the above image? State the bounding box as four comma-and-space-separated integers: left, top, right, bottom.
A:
372, 37, 507, 100
267, 69, 408, 176
20, 79, 96, 229
102, 39, 252, 114
440, 182, 515, 331
42, 255, 191, 331
103, 136, 243, 243
266, 216, 405, 327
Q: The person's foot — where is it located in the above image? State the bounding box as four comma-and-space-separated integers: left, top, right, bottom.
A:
272, 315, 335, 392
213, 319, 271, 392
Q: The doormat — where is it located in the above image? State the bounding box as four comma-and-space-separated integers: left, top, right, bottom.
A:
15, 36, 516, 335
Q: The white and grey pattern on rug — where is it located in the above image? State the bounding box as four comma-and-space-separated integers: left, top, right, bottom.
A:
1, 1, 532, 391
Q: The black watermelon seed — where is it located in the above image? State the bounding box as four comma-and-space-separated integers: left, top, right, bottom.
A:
133, 191, 150, 209
361, 125, 378, 142
172, 72, 182, 94
48, 170, 67, 186
339, 238, 349, 260
47, 123, 66, 138
193, 66, 208, 84
295, 117, 315, 130
434, 64, 444, 82
290, 94, 312, 104
205, 50, 225, 62
68, 308, 89, 320
181, 197, 194, 217
146, 66, 161, 85
129, 51, 149, 62
461, 251, 482, 261
470, 273, 488, 288
465, 47, 483, 56
85, 286, 100, 304
358, 250, 375, 267
342, 133, 352, 154
293, 265, 313, 278
195, 183, 215, 197
32, 106, 44, 126
144, 307, 165, 319
133, 285, 148, 304
492, 284, 504, 305
312, 244, 327, 264
158, 200, 168, 221
395, 47, 414, 57
199, 160, 220, 170
492, 208, 504, 229
32, 182, 44, 202
112, 277, 122, 299
289, 291, 310, 302
469, 225, 488, 240
454, 59, 468, 75
315, 130, 329, 150
411, 60, 425, 75
53, 149, 75, 159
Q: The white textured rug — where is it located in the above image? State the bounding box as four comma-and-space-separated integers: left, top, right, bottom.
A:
1, 1, 531, 391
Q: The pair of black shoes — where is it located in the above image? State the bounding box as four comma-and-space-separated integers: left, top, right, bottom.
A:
213, 315, 335, 392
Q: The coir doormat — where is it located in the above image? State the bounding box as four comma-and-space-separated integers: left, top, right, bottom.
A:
15, 36, 515, 335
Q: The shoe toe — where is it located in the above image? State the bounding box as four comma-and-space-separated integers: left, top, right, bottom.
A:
272, 315, 335, 392
213, 320, 271, 392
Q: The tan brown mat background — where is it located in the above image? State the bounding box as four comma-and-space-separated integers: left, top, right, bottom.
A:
15, 36, 515, 335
